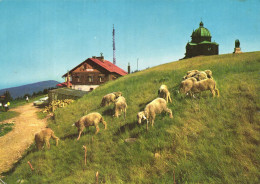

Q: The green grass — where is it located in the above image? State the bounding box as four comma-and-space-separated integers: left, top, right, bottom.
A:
0, 123, 14, 137
0, 111, 19, 122
3, 52, 260, 183
36, 111, 48, 120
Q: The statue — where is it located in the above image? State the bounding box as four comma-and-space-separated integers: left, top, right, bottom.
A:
235, 39, 240, 48
233, 39, 242, 54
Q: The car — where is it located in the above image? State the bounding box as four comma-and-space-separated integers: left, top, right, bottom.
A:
33, 97, 49, 106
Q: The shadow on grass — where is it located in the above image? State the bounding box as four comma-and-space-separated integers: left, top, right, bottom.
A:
138, 100, 151, 109
60, 133, 79, 140
114, 121, 139, 136
60, 128, 96, 140
102, 108, 114, 116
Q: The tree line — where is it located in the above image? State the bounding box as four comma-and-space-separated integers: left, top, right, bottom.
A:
0, 87, 57, 103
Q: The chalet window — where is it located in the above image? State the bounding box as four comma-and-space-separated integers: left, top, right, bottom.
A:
98, 74, 105, 82
88, 75, 93, 82
75, 76, 80, 82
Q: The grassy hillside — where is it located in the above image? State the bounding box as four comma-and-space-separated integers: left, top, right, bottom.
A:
3, 52, 260, 183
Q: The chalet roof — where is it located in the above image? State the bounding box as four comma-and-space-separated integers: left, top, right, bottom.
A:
63, 58, 128, 77
56, 81, 72, 87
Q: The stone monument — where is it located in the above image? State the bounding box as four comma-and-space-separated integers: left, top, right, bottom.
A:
233, 39, 242, 54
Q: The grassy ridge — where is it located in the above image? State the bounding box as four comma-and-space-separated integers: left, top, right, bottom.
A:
3, 52, 260, 183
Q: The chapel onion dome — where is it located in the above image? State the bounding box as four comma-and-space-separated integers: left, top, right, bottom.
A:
191, 21, 212, 43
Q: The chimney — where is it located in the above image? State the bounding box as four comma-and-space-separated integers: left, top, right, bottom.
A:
100, 52, 104, 62
96, 52, 104, 62
128, 63, 131, 74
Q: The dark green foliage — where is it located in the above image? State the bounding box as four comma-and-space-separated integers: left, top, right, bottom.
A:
3, 52, 260, 183
3, 90, 13, 102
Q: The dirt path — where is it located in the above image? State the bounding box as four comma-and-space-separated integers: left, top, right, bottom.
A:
0, 103, 47, 175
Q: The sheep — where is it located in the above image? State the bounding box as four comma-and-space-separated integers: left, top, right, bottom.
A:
158, 85, 172, 103
100, 92, 122, 107
193, 71, 208, 81
114, 96, 127, 118
35, 128, 59, 150
183, 70, 213, 81
137, 98, 173, 130
204, 70, 213, 79
183, 70, 199, 80
190, 78, 220, 97
179, 77, 197, 96
73, 112, 107, 140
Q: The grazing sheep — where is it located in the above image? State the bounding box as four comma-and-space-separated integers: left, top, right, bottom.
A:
137, 98, 173, 130
204, 70, 213, 79
183, 70, 199, 80
100, 92, 122, 107
179, 77, 197, 96
35, 128, 59, 150
183, 70, 213, 81
191, 78, 220, 97
158, 85, 172, 103
74, 112, 107, 140
193, 71, 208, 81
114, 96, 127, 118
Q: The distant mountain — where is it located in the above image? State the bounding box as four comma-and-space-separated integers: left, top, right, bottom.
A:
0, 80, 60, 99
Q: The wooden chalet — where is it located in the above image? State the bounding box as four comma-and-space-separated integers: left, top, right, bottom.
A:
62, 54, 128, 91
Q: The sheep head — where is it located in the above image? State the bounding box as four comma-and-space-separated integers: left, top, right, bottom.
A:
73, 121, 79, 128
137, 111, 146, 124
113, 92, 122, 98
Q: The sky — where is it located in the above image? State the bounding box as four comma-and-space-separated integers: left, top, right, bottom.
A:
0, 0, 259, 89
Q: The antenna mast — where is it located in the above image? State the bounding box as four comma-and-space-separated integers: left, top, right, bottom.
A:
113, 24, 116, 65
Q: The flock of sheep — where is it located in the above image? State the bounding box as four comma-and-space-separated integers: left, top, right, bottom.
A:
35, 69, 219, 149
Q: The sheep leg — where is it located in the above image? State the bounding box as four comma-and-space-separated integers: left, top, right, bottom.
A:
95, 125, 100, 134
151, 118, 154, 127
51, 133, 59, 146
124, 108, 126, 120
215, 89, 220, 97
146, 120, 149, 131
168, 94, 172, 103
44, 137, 50, 149
210, 89, 215, 97
77, 129, 83, 141
36, 141, 43, 150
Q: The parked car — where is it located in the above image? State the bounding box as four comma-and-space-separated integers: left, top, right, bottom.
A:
33, 97, 49, 106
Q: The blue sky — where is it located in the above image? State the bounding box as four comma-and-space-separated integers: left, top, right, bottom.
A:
0, 0, 259, 89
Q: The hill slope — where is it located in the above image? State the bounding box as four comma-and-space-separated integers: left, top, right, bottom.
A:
3, 52, 260, 183
0, 80, 60, 99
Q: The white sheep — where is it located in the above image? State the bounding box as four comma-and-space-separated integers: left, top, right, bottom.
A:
179, 77, 197, 96
158, 84, 172, 103
183, 70, 199, 80
190, 78, 220, 97
100, 92, 122, 107
114, 96, 127, 119
35, 128, 59, 150
204, 70, 213, 79
73, 112, 107, 140
137, 98, 173, 130
193, 71, 208, 81
183, 70, 213, 81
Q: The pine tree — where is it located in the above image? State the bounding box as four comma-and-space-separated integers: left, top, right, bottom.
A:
4, 90, 13, 102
